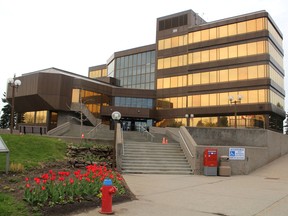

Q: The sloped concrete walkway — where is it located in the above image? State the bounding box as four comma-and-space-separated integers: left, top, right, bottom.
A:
73, 154, 288, 216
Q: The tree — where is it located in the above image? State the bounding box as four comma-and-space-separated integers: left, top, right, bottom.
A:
0, 92, 11, 129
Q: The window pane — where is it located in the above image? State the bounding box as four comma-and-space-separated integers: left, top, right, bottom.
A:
158, 40, 164, 50
219, 92, 228, 105
248, 66, 258, 79
256, 18, 264, 31
201, 29, 209, 41
157, 79, 163, 89
258, 89, 267, 103
257, 41, 265, 53
171, 36, 179, 48
158, 59, 164, 69
178, 76, 183, 87
193, 31, 201, 43
210, 28, 217, 40
238, 67, 248, 80
188, 33, 193, 44
248, 90, 258, 103
228, 23, 237, 36
238, 44, 247, 57
238, 91, 248, 103
210, 94, 217, 106
193, 73, 201, 85
171, 77, 177, 88
247, 19, 257, 32
201, 50, 209, 62
171, 56, 178, 67
201, 94, 209, 106
258, 65, 266, 78
163, 58, 171, 68
163, 77, 170, 88
219, 69, 228, 82
210, 49, 217, 61
238, 21, 246, 34
219, 47, 228, 59
188, 74, 193, 85
192, 95, 201, 107
201, 72, 209, 84
210, 71, 217, 83
219, 25, 228, 38
192, 52, 201, 63
229, 45, 237, 58
247, 42, 257, 55
229, 68, 237, 81
164, 38, 171, 49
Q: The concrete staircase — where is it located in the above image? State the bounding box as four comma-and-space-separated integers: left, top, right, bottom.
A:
121, 139, 193, 175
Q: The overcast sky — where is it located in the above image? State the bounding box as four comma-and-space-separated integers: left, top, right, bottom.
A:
0, 0, 287, 111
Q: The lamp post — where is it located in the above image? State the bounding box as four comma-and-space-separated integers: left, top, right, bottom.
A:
185, 113, 194, 127
8, 75, 21, 134
111, 111, 121, 169
229, 95, 242, 128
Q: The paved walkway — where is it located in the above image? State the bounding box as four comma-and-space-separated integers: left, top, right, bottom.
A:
73, 154, 288, 216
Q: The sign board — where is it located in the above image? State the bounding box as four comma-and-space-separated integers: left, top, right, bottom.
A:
0, 136, 10, 174
229, 148, 245, 160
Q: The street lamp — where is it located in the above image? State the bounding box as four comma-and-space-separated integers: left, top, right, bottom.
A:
185, 113, 194, 127
111, 111, 121, 169
229, 95, 242, 128
8, 75, 21, 134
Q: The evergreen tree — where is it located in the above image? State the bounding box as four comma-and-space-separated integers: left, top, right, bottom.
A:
0, 92, 12, 129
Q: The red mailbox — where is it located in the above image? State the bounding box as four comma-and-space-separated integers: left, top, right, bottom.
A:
203, 148, 218, 167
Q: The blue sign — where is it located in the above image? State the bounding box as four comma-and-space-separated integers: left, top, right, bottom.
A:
229, 148, 245, 160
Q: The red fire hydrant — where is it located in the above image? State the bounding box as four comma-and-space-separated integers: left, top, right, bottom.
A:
99, 178, 117, 214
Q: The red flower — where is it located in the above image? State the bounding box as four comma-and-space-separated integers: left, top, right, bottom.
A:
69, 178, 74, 184
85, 177, 91, 182
59, 176, 65, 181
26, 183, 30, 188
25, 177, 29, 182
41, 186, 46, 191
42, 173, 49, 180
34, 177, 41, 184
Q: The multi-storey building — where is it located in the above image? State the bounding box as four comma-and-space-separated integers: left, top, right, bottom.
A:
7, 9, 285, 133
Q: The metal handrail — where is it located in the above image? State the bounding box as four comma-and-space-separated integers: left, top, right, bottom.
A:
139, 125, 155, 142
178, 130, 194, 158
87, 122, 102, 138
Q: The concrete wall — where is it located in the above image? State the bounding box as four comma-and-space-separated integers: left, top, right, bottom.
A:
180, 127, 288, 175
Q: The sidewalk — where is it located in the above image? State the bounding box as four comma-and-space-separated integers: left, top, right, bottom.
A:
73, 154, 288, 216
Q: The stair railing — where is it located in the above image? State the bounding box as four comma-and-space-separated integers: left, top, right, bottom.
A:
139, 125, 155, 142
87, 122, 102, 138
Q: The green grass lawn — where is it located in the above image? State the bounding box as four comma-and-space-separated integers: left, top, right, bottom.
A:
0, 134, 67, 171
0, 134, 68, 216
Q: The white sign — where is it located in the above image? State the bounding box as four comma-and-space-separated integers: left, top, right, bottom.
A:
229, 148, 245, 160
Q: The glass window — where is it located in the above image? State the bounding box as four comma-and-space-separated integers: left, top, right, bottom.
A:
247, 19, 257, 32
219, 25, 228, 38
163, 58, 171, 69
171, 77, 177, 88
238, 91, 248, 104
192, 95, 201, 107
210, 49, 217, 61
193, 73, 201, 85
238, 67, 248, 80
171, 36, 178, 48
188, 33, 193, 44
201, 50, 209, 62
248, 90, 258, 103
178, 76, 183, 87
258, 89, 267, 103
201, 94, 209, 106
247, 42, 257, 55
158, 40, 164, 50
209, 28, 217, 40
164, 38, 171, 49
257, 41, 266, 53
228, 45, 237, 58
188, 74, 193, 85
24, 112, 35, 123
201, 29, 209, 41
219, 92, 228, 105
193, 52, 201, 63
228, 23, 237, 36
248, 66, 258, 79
238, 44, 247, 57
210, 71, 217, 83
238, 21, 246, 34
210, 93, 217, 106
193, 31, 201, 43
229, 68, 238, 81
257, 65, 266, 78
171, 56, 178, 67
72, 89, 80, 103
219, 47, 228, 60
201, 72, 209, 84
163, 77, 170, 88
219, 69, 228, 82
256, 18, 264, 31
